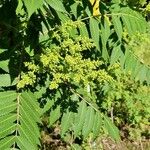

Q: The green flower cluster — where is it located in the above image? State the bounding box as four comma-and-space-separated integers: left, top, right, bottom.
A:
146, 3, 150, 12
53, 20, 83, 41
41, 52, 112, 89
17, 63, 39, 88
18, 21, 113, 90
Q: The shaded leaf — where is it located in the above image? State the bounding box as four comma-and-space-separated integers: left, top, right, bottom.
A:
49, 105, 61, 126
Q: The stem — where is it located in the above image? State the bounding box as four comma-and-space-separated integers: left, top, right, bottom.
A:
13, 93, 21, 148
70, 88, 99, 112
110, 107, 114, 123
13, 36, 24, 148
80, 15, 93, 21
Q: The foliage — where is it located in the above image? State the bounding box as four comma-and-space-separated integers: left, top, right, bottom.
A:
0, 0, 150, 149
0, 91, 41, 149
101, 65, 150, 139
127, 32, 150, 66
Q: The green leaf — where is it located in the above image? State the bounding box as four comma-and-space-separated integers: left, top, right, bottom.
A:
92, 112, 102, 138
0, 136, 15, 150
124, 50, 134, 72
0, 74, 17, 87
21, 92, 41, 118
57, 11, 70, 23
19, 118, 40, 145
82, 107, 95, 138
46, 0, 67, 13
73, 101, 87, 137
103, 116, 120, 141
0, 114, 16, 130
0, 60, 9, 73
22, 0, 43, 17
120, 7, 147, 35
0, 91, 41, 149
146, 70, 150, 85
49, 105, 61, 126
0, 91, 17, 104
122, 50, 150, 83
16, 0, 25, 16
0, 103, 16, 116
18, 126, 37, 149
0, 124, 16, 139
136, 65, 147, 82
42, 99, 55, 114
70, 2, 78, 19
112, 15, 122, 40
132, 61, 142, 79
121, 15, 133, 36
110, 45, 121, 65
100, 16, 111, 61
79, 23, 89, 38
90, 17, 100, 49
17, 136, 36, 150
34, 86, 47, 99
61, 110, 74, 137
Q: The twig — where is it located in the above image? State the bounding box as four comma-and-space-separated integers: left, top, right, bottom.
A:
110, 107, 114, 123
70, 88, 99, 112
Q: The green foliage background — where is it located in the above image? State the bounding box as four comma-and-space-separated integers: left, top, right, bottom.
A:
0, 0, 150, 149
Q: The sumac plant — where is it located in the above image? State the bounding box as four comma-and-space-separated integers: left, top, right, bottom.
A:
0, 0, 150, 149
